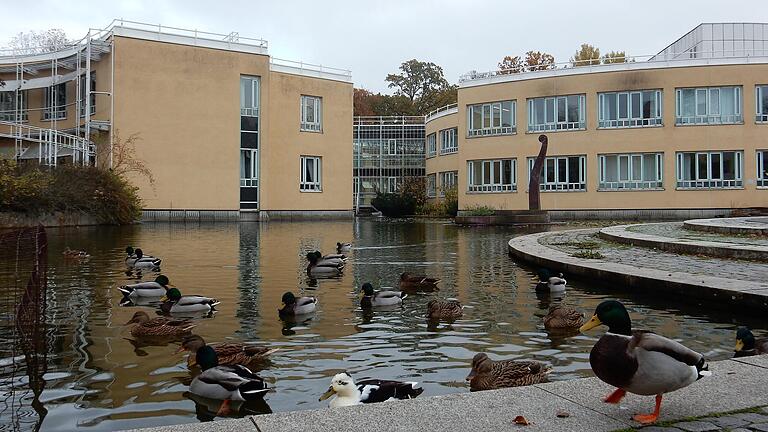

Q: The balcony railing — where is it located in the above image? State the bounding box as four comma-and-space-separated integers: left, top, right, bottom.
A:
598, 118, 663, 128
599, 180, 663, 190
425, 103, 458, 123
468, 184, 517, 193
528, 122, 585, 132
676, 179, 743, 189
467, 126, 515, 137
675, 114, 743, 125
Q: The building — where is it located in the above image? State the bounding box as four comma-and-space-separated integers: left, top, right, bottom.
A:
0, 19, 354, 220
353, 115, 425, 211
426, 23, 768, 218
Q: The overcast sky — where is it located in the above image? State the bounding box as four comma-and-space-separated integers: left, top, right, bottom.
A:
2, 0, 766, 92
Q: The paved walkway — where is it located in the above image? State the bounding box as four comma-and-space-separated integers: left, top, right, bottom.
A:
684, 217, 768, 236
628, 222, 768, 247
123, 357, 768, 432
633, 408, 768, 431
600, 224, 768, 261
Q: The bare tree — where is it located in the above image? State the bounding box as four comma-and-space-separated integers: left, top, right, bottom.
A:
9, 29, 70, 54
95, 130, 156, 188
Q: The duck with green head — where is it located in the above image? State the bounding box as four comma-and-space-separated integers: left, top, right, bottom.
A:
118, 275, 170, 298
360, 282, 407, 309
734, 327, 768, 357
580, 300, 710, 424
125, 246, 162, 269
188, 341, 270, 416
278, 292, 317, 316
160, 287, 220, 314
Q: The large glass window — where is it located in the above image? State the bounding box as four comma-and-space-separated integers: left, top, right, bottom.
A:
240, 76, 260, 116
757, 150, 768, 187
240, 149, 258, 187
300, 156, 322, 191
439, 127, 458, 154
300, 95, 322, 132
467, 159, 516, 193
43, 83, 66, 120
79, 72, 96, 117
467, 100, 516, 137
528, 155, 586, 191
439, 170, 458, 196
757, 86, 768, 123
676, 151, 742, 189
675, 86, 742, 125
0, 91, 27, 121
599, 153, 663, 190
426, 133, 437, 157
426, 173, 437, 197
599, 90, 662, 128
528, 95, 585, 132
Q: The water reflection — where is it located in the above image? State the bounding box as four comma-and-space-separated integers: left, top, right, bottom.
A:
0, 219, 764, 431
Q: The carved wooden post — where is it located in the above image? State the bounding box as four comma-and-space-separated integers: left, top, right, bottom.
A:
528, 134, 548, 211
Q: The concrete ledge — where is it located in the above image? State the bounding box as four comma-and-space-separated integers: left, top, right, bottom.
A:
140, 210, 355, 222
142, 210, 240, 222
124, 359, 768, 432
684, 216, 768, 236
549, 208, 733, 221
455, 210, 550, 226
0, 211, 99, 227
599, 223, 768, 261
258, 210, 354, 221
508, 229, 768, 313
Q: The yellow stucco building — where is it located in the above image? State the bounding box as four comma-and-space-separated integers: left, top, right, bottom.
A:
427, 23, 768, 218
0, 20, 353, 220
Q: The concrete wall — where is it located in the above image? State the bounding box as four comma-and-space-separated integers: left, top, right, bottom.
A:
425, 111, 459, 200
434, 62, 768, 211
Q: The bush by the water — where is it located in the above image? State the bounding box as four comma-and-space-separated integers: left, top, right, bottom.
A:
0, 160, 142, 224
371, 177, 427, 217
462, 205, 496, 216
420, 186, 458, 217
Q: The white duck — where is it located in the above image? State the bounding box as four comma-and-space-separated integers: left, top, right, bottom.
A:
319, 372, 423, 408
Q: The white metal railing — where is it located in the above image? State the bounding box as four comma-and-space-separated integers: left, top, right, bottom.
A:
270, 57, 352, 81
0, 120, 93, 165
459, 51, 768, 85
676, 179, 743, 189
599, 118, 663, 128
0, 110, 28, 122
757, 114, 768, 123
300, 121, 322, 132
425, 103, 458, 122
528, 121, 585, 132
468, 184, 517, 193
539, 182, 587, 192
440, 146, 457, 155
467, 126, 516, 137
108, 18, 268, 48
675, 114, 743, 125
599, 181, 664, 190
240, 179, 258, 187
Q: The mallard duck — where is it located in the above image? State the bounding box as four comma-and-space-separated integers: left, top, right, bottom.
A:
307, 251, 345, 268
319, 372, 423, 407
580, 300, 710, 424
315, 250, 347, 262
734, 327, 768, 357
427, 299, 463, 320
360, 282, 407, 308
307, 253, 343, 277
63, 247, 90, 259
399, 272, 440, 291
160, 288, 219, 314
179, 335, 279, 369
125, 311, 195, 337
118, 275, 170, 298
125, 247, 162, 269
278, 292, 317, 316
466, 353, 551, 391
336, 242, 352, 253
544, 305, 585, 330
189, 345, 269, 416
535, 268, 566, 293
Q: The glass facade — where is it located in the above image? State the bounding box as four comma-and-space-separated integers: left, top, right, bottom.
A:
675, 86, 742, 125
240, 76, 260, 209
467, 101, 516, 137
598, 90, 662, 128
528, 155, 586, 191
527, 95, 585, 132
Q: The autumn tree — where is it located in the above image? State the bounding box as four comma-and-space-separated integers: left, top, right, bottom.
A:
354, 88, 378, 116
524, 51, 556, 71
571, 44, 600, 67
94, 130, 156, 189
498, 55, 524, 74
386, 59, 455, 114
602, 51, 628, 64
9, 29, 70, 54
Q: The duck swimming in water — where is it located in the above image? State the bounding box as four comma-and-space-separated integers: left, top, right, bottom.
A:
306, 253, 343, 277
278, 292, 317, 316
179, 335, 279, 369
580, 300, 710, 424
535, 268, 566, 293
118, 275, 170, 298
160, 288, 220, 314
734, 327, 768, 357
466, 353, 551, 391
125, 311, 195, 338
336, 242, 352, 253
360, 282, 407, 309
426, 299, 464, 320
399, 272, 440, 291
125, 247, 161, 270
319, 372, 422, 408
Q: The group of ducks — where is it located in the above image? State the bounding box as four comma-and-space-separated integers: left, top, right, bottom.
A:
117, 244, 767, 424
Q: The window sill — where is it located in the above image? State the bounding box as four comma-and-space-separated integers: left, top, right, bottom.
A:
426, 154, 437, 159
466, 189, 517, 194
439, 150, 458, 156
597, 124, 664, 130
597, 188, 665, 192
526, 189, 587, 193
675, 187, 744, 191
300, 128, 323, 134
526, 128, 586, 134
466, 131, 516, 139
300, 189, 323, 193
674, 122, 744, 127
41, 117, 68, 122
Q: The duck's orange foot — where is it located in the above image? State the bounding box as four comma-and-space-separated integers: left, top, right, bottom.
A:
216, 399, 232, 417
632, 413, 659, 424
603, 388, 626, 404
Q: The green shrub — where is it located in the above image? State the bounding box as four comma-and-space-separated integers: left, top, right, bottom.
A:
372, 192, 416, 217
418, 186, 458, 217
462, 205, 495, 216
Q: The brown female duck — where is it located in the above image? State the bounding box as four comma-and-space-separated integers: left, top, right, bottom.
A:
399, 272, 440, 291
426, 299, 463, 320
125, 311, 195, 338
466, 353, 551, 391
179, 335, 279, 369
544, 305, 585, 330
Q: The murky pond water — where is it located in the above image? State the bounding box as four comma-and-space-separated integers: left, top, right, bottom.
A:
1, 219, 764, 431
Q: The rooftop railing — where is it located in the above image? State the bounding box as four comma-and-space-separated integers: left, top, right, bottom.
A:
425, 103, 458, 123
270, 57, 351, 82
459, 50, 768, 85
354, 116, 426, 126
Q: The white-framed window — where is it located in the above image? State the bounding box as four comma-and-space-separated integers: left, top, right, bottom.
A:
467, 100, 516, 137
300, 156, 322, 191
675, 86, 742, 125
43, 83, 66, 120
528, 155, 587, 191
387, 176, 398, 193
758, 150, 768, 188
240, 76, 260, 117
676, 151, 743, 189
757, 86, 768, 123
240, 149, 258, 187
598, 90, 662, 128
426, 133, 437, 157
79, 72, 96, 117
439, 127, 458, 154
300, 95, 322, 132
467, 159, 517, 193
387, 139, 398, 155
528, 95, 585, 132
599, 153, 663, 190
0, 91, 27, 122
427, 173, 437, 197
439, 170, 458, 196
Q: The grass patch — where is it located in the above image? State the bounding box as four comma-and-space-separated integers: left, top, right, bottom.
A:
571, 250, 605, 259
462, 205, 495, 216
552, 240, 601, 249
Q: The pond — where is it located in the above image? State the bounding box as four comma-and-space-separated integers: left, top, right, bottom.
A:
0, 219, 763, 431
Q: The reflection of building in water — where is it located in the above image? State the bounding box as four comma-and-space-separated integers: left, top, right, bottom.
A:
353, 116, 425, 211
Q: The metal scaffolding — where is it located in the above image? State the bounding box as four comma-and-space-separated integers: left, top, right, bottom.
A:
353, 116, 425, 211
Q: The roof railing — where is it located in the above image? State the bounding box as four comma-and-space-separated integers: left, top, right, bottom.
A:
425, 103, 458, 122
270, 57, 351, 80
